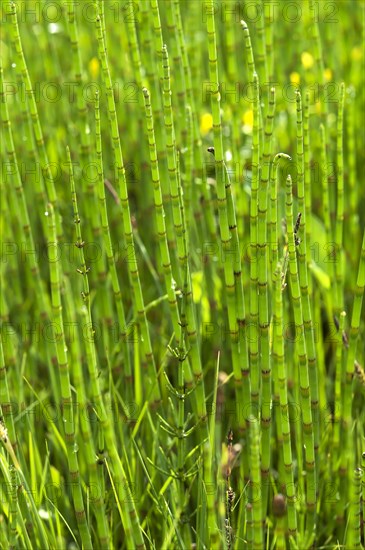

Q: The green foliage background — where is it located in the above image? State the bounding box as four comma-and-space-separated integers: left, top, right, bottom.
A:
1, 1, 364, 549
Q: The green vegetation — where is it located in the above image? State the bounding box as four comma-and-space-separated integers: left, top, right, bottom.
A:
1, 1, 364, 548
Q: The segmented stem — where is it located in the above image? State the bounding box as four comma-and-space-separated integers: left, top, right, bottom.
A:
273, 263, 298, 540
296, 91, 319, 458
94, 91, 132, 398
335, 83, 345, 312
285, 174, 317, 539
95, 6, 159, 404
68, 148, 146, 549
46, 202, 92, 549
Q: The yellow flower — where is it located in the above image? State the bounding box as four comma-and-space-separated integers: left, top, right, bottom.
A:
89, 57, 100, 79
290, 71, 300, 86
242, 109, 253, 128
351, 46, 362, 60
301, 51, 314, 69
324, 68, 332, 82
200, 112, 213, 136
315, 100, 322, 115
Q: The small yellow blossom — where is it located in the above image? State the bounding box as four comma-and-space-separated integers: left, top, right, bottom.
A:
324, 68, 332, 82
89, 57, 100, 79
290, 71, 300, 86
242, 109, 253, 128
351, 46, 362, 60
200, 112, 213, 135
301, 51, 314, 69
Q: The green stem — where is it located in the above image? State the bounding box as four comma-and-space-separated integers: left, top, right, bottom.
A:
46, 202, 93, 550
285, 174, 317, 543
95, 4, 160, 405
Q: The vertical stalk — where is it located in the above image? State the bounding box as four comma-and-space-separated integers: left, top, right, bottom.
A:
8, 1, 62, 239
0, 61, 50, 325
94, 91, 132, 401
269, 153, 292, 279
165, 1, 185, 147
341, 229, 365, 491
319, 124, 337, 329
206, 0, 245, 417
149, 0, 180, 282
161, 45, 185, 288
264, 0, 274, 84
332, 311, 346, 463
9, 466, 18, 549
240, 20, 263, 140
273, 263, 297, 541
174, 0, 213, 231
346, 91, 359, 272
296, 90, 319, 464
334, 83, 345, 312
249, 72, 260, 407
256, 0, 268, 89
161, 45, 206, 421
258, 86, 276, 523
174, 184, 193, 549
208, 148, 252, 432
249, 416, 263, 550
142, 87, 181, 350
303, 91, 312, 295
65, 0, 106, 306
95, 5, 160, 404
285, 174, 317, 542
346, 468, 363, 549
68, 148, 146, 549
205, 1, 244, 544
46, 202, 93, 550
62, 274, 110, 548
309, 0, 327, 116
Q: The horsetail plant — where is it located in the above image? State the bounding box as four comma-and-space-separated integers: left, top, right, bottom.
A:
272, 262, 298, 542
335, 82, 346, 312
268, 153, 292, 281
341, 229, 365, 476
285, 173, 316, 545
94, 90, 132, 401
249, 71, 260, 412
303, 90, 312, 294
142, 87, 181, 348
8, 2, 62, 239
257, 86, 276, 522
149, 0, 181, 281
46, 201, 92, 550
161, 44, 208, 427
95, 5, 160, 406
68, 148, 146, 549
295, 90, 320, 460
1, 2, 364, 549
205, 12, 251, 519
